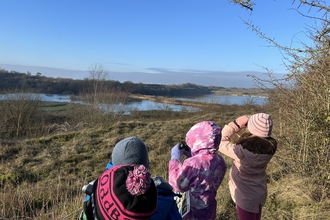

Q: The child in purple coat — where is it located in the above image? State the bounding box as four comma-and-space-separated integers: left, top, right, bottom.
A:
168, 121, 227, 220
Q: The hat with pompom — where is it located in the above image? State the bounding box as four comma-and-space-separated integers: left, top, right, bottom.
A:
94, 164, 157, 220
111, 136, 149, 168
247, 113, 273, 137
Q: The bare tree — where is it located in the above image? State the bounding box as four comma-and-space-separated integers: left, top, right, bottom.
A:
88, 63, 109, 105
73, 64, 130, 127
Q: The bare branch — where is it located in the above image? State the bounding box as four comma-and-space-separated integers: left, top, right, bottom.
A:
230, 0, 254, 11
299, 0, 330, 12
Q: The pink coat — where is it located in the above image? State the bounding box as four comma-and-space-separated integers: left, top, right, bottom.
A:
219, 124, 274, 213
168, 121, 227, 220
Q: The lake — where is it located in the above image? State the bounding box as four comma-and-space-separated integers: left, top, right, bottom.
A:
178, 94, 267, 105
0, 93, 267, 112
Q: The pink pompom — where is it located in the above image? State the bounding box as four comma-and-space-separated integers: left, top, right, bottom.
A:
126, 165, 151, 195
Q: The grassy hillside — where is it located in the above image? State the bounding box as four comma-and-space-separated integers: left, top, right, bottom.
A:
0, 103, 329, 219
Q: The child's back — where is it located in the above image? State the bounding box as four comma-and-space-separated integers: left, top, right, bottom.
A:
168, 121, 227, 220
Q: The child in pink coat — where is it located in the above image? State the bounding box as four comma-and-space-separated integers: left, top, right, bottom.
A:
168, 121, 227, 220
219, 113, 277, 220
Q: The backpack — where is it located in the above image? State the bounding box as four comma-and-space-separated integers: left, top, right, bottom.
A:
151, 176, 183, 220
80, 163, 184, 220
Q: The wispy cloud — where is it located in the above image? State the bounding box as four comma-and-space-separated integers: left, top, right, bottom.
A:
0, 64, 284, 88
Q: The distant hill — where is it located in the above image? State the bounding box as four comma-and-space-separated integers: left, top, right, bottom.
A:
0, 68, 216, 97
0, 63, 285, 88
0, 67, 269, 98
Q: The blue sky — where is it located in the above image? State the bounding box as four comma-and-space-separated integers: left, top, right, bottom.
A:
0, 0, 319, 87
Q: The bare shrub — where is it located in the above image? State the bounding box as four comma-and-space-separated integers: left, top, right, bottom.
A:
0, 92, 43, 139
241, 0, 330, 201
72, 64, 131, 127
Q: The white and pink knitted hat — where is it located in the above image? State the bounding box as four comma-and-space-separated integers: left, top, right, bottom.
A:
247, 113, 273, 137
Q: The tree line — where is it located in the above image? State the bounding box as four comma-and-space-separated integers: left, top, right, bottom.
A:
0, 68, 216, 97
0, 67, 220, 140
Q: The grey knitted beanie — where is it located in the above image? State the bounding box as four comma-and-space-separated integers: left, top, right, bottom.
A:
111, 136, 149, 168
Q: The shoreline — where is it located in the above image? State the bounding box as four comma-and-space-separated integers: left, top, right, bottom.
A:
127, 94, 222, 107
127, 92, 267, 107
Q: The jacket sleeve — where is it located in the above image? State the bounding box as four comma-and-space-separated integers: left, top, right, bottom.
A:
105, 161, 113, 169
168, 158, 198, 192
218, 124, 239, 161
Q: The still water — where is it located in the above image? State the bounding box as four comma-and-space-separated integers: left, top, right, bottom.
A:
0, 93, 267, 112
177, 94, 267, 106
41, 94, 199, 112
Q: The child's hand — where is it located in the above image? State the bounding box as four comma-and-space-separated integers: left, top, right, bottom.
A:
171, 143, 184, 160
234, 115, 250, 129
228, 115, 250, 132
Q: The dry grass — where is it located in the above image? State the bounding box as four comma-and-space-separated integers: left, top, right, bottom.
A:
0, 104, 329, 220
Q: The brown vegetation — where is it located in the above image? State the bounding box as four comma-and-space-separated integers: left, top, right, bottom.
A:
1, 2, 330, 219
0, 96, 329, 219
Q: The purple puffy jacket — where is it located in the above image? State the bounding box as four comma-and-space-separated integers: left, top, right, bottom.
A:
168, 121, 227, 220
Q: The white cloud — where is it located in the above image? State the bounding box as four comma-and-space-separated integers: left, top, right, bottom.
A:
0, 64, 285, 88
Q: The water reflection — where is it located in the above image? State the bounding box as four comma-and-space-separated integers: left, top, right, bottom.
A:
43, 94, 72, 102
0, 94, 199, 112
0, 93, 267, 113
97, 99, 199, 114
177, 94, 267, 105
125, 99, 199, 112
